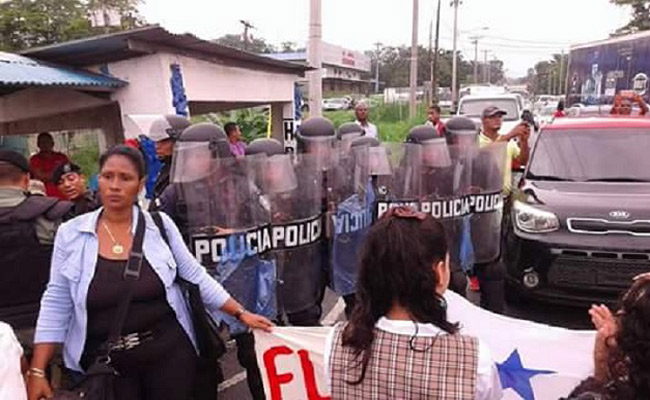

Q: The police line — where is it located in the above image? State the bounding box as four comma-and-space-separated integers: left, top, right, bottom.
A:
191, 191, 503, 264
191, 214, 324, 264
377, 190, 504, 220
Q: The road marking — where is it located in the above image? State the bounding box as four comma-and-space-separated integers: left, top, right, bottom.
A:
218, 371, 247, 392
321, 297, 345, 326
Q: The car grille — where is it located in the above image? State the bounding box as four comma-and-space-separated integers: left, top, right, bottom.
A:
567, 218, 650, 237
547, 249, 650, 289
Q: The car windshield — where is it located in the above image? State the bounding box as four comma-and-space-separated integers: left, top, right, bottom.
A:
459, 99, 518, 121
528, 128, 650, 182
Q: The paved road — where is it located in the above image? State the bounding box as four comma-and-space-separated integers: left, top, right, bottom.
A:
218, 288, 593, 399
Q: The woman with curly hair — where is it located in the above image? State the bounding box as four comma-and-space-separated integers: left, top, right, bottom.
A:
324, 206, 502, 399
566, 278, 650, 400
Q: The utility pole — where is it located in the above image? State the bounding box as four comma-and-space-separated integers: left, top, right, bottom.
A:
558, 49, 564, 95
432, 0, 442, 103
483, 49, 489, 83
427, 18, 433, 105
451, 0, 460, 109
409, 0, 419, 119
548, 70, 554, 95
470, 36, 480, 84
239, 20, 255, 51
307, 0, 323, 116
374, 42, 382, 93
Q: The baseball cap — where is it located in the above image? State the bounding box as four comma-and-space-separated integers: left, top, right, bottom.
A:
0, 149, 29, 172
482, 106, 508, 119
53, 162, 82, 184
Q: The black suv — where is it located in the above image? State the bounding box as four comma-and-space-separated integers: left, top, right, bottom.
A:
504, 117, 650, 305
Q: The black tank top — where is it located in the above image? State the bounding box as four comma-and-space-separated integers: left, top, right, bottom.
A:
82, 255, 175, 362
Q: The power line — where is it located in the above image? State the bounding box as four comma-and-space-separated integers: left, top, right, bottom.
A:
481, 34, 571, 46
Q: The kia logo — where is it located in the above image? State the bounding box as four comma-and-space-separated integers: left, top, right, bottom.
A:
609, 211, 631, 219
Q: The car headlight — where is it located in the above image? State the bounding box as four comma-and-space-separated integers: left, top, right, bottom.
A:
513, 201, 559, 233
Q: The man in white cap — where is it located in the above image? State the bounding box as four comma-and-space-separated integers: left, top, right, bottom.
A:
354, 101, 379, 139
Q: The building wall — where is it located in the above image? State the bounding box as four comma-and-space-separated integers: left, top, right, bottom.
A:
95, 54, 174, 138
97, 52, 299, 138
166, 54, 296, 103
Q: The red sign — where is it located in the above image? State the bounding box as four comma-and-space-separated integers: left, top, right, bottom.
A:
342, 51, 356, 67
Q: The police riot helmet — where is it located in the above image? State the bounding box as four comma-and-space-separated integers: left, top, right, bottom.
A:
297, 117, 336, 141
245, 138, 284, 157
445, 116, 477, 145
337, 122, 364, 140
148, 114, 191, 142
350, 136, 380, 148
349, 136, 390, 176
405, 125, 438, 144
405, 125, 451, 168
178, 122, 232, 158
297, 117, 336, 153
296, 116, 337, 169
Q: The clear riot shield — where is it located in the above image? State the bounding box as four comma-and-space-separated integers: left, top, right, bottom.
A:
373, 143, 423, 219
470, 142, 507, 264
329, 147, 371, 296
172, 144, 276, 333
264, 153, 325, 317
418, 139, 475, 274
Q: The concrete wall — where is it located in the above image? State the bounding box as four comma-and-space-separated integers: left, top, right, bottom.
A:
98, 54, 174, 138
166, 54, 296, 104
99, 52, 300, 138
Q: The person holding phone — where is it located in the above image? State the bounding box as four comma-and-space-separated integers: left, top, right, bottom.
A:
611, 91, 648, 116
478, 106, 530, 194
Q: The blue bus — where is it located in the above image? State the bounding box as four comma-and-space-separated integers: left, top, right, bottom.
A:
567, 31, 650, 106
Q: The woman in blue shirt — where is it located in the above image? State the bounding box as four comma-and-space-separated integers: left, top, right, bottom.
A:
26, 145, 273, 400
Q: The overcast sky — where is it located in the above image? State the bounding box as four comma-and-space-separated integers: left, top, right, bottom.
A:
141, 0, 632, 78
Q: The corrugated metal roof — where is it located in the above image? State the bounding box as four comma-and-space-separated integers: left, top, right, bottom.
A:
21, 25, 310, 76
266, 52, 308, 61
0, 51, 126, 89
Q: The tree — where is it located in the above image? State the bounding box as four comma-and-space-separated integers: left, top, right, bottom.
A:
215, 33, 276, 54
611, 0, 650, 33
369, 44, 497, 90
87, 0, 144, 31
0, 0, 144, 52
528, 53, 569, 95
280, 41, 298, 53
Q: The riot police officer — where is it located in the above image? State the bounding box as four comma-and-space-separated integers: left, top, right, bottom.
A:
406, 124, 469, 297
146, 114, 191, 209
446, 116, 507, 313
245, 136, 326, 327
153, 122, 231, 232
162, 123, 268, 399
281, 117, 341, 325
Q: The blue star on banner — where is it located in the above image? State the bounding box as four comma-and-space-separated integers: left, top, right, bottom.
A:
496, 349, 555, 400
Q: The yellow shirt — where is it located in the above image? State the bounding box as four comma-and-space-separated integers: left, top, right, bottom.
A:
478, 133, 520, 194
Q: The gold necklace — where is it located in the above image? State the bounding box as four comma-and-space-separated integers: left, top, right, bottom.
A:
101, 220, 132, 255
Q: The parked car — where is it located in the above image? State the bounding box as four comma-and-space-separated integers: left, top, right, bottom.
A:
455, 94, 524, 133
322, 97, 350, 111
504, 117, 650, 306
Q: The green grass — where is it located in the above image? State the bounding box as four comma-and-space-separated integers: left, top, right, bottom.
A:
324, 102, 430, 142
70, 142, 100, 179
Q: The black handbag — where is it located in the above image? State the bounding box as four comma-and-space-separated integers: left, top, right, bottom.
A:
151, 212, 226, 400
53, 211, 147, 400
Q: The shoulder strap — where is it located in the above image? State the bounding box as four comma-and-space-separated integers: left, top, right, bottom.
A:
150, 211, 170, 246
105, 210, 147, 348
